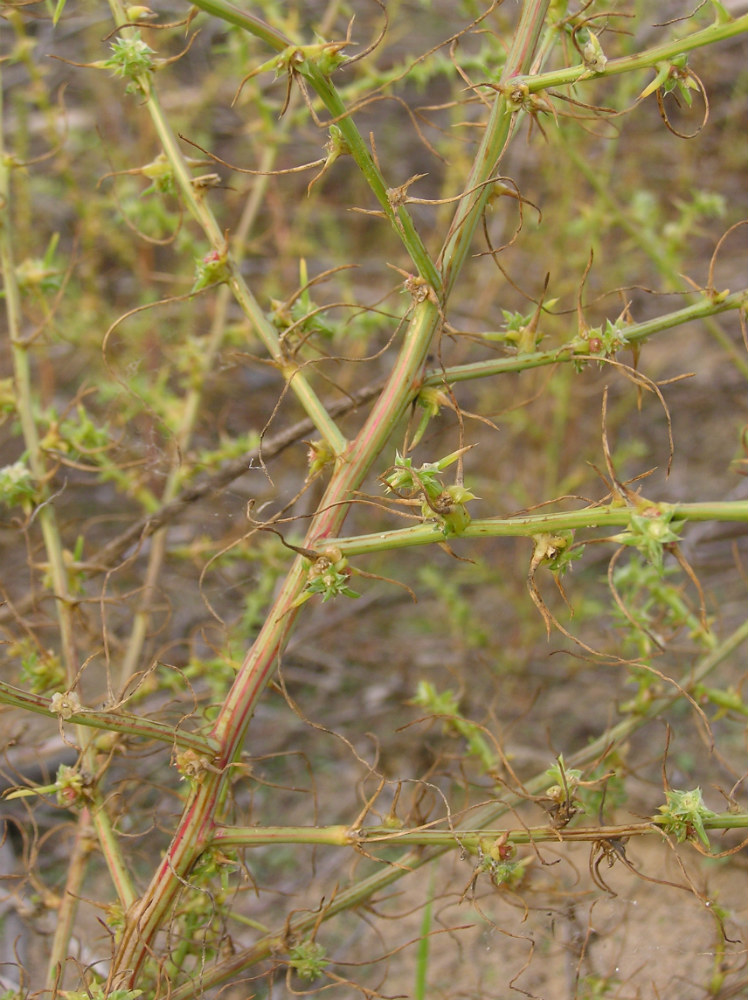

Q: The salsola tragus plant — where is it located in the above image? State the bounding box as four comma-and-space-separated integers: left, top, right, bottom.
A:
1, 1, 747, 996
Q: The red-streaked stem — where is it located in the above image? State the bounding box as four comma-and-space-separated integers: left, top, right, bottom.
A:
106, 3, 551, 987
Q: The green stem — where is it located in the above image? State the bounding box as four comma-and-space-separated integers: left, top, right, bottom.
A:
214, 825, 350, 847
328, 500, 748, 557
189, 0, 442, 291
439, 0, 551, 297
424, 290, 748, 387
0, 679, 218, 754
46, 811, 96, 987
302, 64, 442, 293
518, 14, 748, 93
185, 0, 293, 51
415, 871, 434, 1000
211, 812, 748, 850
93, 798, 139, 908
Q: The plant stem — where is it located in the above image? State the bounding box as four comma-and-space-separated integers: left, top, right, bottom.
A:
439, 0, 551, 298
214, 825, 350, 847
328, 500, 748, 557
46, 811, 96, 987
211, 813, 748, 851
107, 292, 444, 990
189, 0, 442, 291
415, 872, 434, 1000
425, 290, 748, 387
520, 14, 748, 93
0, 680, 218, 754
186, 0, 294, 51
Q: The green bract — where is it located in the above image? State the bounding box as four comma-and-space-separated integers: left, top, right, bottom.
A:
657, 787, 715, 848
613, 508, 683, 571
105, 32, 155, 85
288, 940, 328, 981
0, 460, 35, 507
